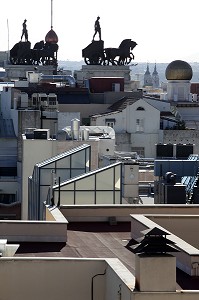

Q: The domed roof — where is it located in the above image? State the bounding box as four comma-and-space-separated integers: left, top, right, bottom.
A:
165, 60, 193, 80
45, 28, 58, 43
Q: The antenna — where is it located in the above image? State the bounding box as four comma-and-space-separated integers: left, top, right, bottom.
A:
7, 19, 9, 61
51, 0, 53, 29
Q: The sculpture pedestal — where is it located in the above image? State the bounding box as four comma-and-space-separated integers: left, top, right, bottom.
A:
75, 64, 131, 87
4, 63, 55, 80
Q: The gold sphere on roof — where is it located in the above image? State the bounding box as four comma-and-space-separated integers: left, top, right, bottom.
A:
165, 60, 193, 80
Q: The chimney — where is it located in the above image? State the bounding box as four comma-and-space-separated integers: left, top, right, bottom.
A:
126, 227, 179, 292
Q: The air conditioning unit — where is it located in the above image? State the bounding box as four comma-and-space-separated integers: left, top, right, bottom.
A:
34, 129, 50, 140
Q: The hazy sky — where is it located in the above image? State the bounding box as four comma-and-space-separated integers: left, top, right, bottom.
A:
1, 0, 199, 63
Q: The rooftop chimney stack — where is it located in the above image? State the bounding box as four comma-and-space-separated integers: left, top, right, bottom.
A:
127, 227, 179, 292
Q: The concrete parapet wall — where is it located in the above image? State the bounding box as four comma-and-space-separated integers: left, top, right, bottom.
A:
60, 204, 199, 222
130, 214, 199, 276
0, 257, 134, 300
0, 220, 67, 242
148, 214, 199, 250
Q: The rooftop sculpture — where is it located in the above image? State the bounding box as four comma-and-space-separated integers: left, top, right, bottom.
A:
9, 20, 59, 66
92, 17, 101, 41
82, 17, 137, 66
21, 19, 28, 42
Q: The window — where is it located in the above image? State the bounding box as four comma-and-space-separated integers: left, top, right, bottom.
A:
136, 106, 145, 111
105, 118, 115, 128
136, 119, 144, 132
106, 122, 114, 128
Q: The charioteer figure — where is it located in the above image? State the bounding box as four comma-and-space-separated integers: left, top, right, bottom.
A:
21, 19, 28, 42
92, 16, 101, 41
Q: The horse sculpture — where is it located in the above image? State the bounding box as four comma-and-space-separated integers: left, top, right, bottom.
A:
40, 42, 59, 66
104, 39, 137, 65
31, 40, 45, 65
9, 40, 58, 66
82, 38, 137, 66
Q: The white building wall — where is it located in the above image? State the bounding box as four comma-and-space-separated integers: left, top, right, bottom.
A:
22, 139, 56, 220
22, 138, 113, 219
92, 112, 125, 133
92, 99, 161, 157
0, 258, 106, 300
125, 100, 160, 134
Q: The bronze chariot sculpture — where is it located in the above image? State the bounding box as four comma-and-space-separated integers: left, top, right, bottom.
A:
82, 39, 137, 66
10, 40, 59, 66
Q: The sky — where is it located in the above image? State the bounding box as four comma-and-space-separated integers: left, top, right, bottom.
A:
1, 0, 199, 63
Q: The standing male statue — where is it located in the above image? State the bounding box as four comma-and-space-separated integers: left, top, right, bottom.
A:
92, 16, 101, 41
21, 19, 28, 42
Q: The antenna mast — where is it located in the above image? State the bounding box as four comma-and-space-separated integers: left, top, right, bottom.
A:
7, 19, 9, 60
51, 0, 53, 29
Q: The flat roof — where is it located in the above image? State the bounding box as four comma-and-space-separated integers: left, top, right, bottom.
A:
14, 221, 199, 290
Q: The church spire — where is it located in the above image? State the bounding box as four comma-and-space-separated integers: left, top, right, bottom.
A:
152, 63, 158, 76
152, 63, 159, 88
145, 63, 150, 75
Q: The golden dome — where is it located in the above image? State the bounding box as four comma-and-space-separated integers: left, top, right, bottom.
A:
165, 60, 193, 80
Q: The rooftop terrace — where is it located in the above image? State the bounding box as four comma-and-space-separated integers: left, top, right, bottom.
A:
14, 221, 199, 290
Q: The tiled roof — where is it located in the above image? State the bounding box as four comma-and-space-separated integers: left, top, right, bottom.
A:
108, 96, 139, 112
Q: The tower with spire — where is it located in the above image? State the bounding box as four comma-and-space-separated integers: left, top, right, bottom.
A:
143, 63, 152, 87
152, 63, 159, 88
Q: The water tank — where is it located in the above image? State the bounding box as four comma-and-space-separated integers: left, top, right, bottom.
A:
71, 118, 80, 140
84, 128, 90, 141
